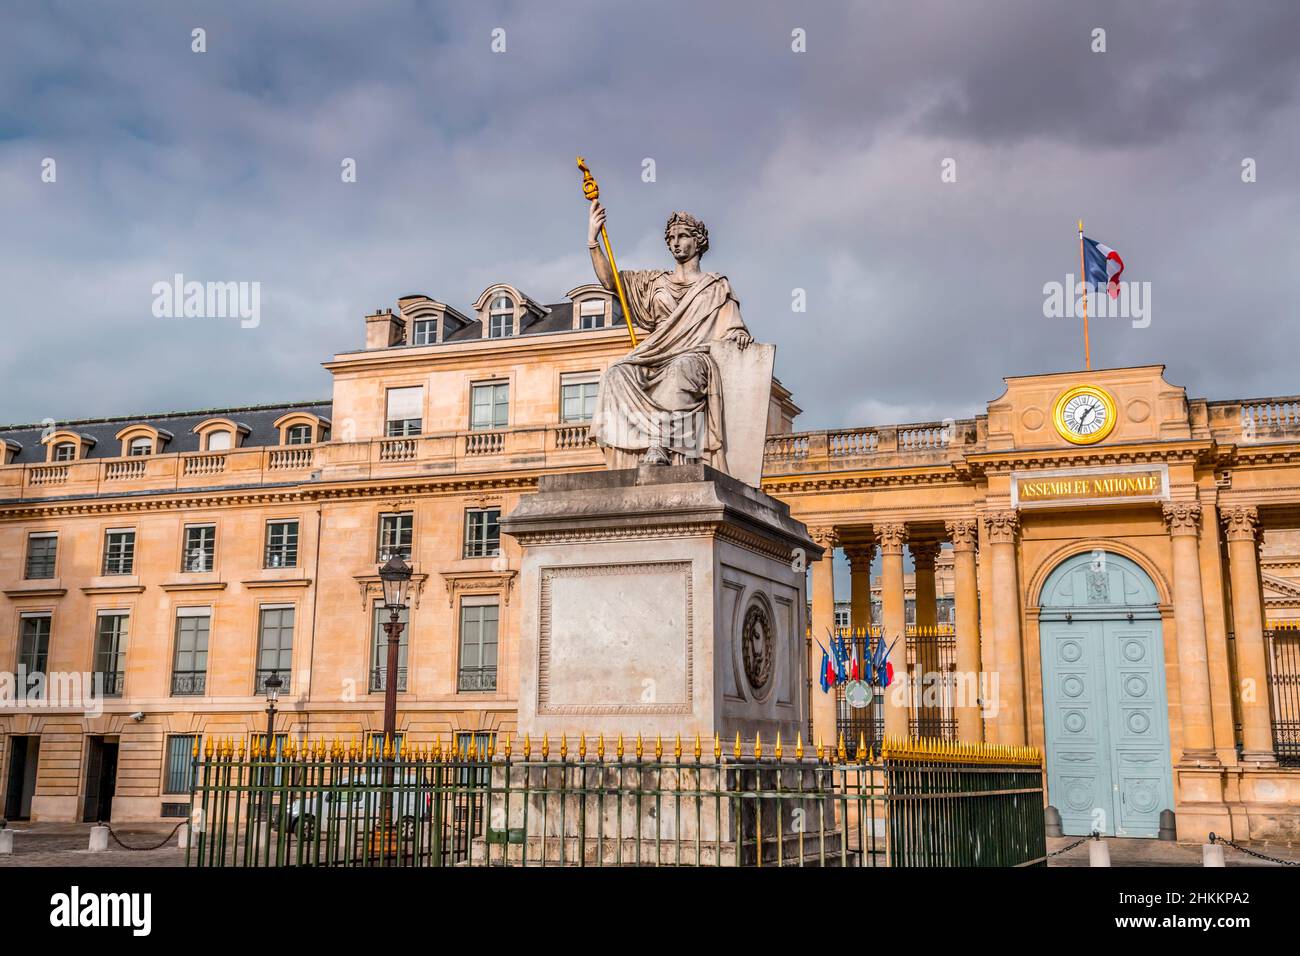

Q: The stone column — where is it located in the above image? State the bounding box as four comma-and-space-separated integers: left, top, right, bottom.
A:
911, 541, 942, 735
946, 518, 984, 742
809, 526, 839, 749
877, 522, 911, 739
1163, 502, 1220, 765
1222, 506, 1276, 765
983, 511, 1026, 746
845, 543, 876, 635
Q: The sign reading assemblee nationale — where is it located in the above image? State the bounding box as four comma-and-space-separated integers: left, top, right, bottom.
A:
1012, 466, 1169, 508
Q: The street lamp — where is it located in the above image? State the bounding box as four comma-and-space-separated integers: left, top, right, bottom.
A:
261, 670, 283, 830
376, 555, 411, 850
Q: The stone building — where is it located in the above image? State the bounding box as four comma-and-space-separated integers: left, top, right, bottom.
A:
1, 283, 1298, 842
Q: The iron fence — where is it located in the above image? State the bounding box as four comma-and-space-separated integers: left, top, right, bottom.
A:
185, 734, 1044, 868
1266, 624, 1300, 766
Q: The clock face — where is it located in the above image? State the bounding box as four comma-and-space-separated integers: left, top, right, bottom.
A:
1053, 385, 1117, 445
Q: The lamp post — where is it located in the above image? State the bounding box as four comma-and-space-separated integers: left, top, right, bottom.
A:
376, 555, 412, 848
261, 670, 283, 830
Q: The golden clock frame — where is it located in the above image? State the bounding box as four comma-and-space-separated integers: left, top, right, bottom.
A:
1052, 384, 1118, 445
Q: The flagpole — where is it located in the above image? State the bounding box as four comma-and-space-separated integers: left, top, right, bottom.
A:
577, 157, 638, 348
1078, 219, 1091, 370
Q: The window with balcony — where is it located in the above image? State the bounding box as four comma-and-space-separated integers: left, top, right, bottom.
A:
255, 605, 295, 694
264, 520, 299, 568
458, 598, 498, 692
370, 604, 409, 693
18, 614, 50, 696
411, 318, 437, 345
171, 608, 210, 696
102, 529, 136, 575
385, 386, 423, 437
377, 512, 414, 561
24, 532, 57, 579
560, 373, 600, 423
470, 382, 509, 430
463, 508, 501, 558
163, 735, 197, 794
182, 524, 216, 572
488, 295, 514, 337
578, 299, 606, 329
94, 612, 129, 698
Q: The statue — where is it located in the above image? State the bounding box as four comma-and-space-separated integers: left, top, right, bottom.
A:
585, 197, 755, 473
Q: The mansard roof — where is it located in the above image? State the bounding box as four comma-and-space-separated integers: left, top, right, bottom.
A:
0, 400, 332, 465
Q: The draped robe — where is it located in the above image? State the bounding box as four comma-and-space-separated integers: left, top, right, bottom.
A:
591, 269, 747, 471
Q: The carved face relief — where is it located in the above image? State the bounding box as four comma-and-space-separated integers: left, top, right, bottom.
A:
741, 600, 775, 698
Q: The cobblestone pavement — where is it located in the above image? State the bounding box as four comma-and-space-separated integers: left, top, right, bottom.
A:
3, 823, 1298, 867
1047, 835, 1300, 867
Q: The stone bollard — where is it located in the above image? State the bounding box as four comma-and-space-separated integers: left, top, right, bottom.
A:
1044, 805, 1063, 838
0, 830, 13, 855
1088, 838, 1111, 867
1203, 841, 1226, 867
88, 825, 110, 852
177, 825, 190, 849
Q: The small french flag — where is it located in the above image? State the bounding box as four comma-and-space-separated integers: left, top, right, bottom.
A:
1082, 236, 1125, 299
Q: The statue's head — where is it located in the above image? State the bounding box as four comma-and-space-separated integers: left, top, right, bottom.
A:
664, 211, 709, 263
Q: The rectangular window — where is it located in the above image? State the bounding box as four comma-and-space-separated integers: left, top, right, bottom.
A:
560, 373, 600, 423
256, 606, 295, 694
53, 442, 76, 462
164, 735, 198, 794
411, 318, 437, 346
19, 614, 51, 696
182, 524, 216, 573
458, 599, 498, 692
377, 512, 414, 561
463, 508, 501, 558
128, 437, 153, 456
578, 299, 606, 329
94, 612, 129, 698
285, 424, 313, 445
385, 386, 423, 437
102, 529, 135, 575
455, 732, 494, 787
370, 604, 409, 693
251, 733, 291, 785
24, 533, 57, 579
368, 732, 405, 757
264, 520, 299, 569
488, 313, 512, 338
470, 382, 509, 430
171, 608, 210, 696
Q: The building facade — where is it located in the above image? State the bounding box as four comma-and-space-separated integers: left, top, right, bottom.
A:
2, 286, 1299, 841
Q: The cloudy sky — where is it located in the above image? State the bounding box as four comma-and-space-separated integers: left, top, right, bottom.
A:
2, 0, 1298, 430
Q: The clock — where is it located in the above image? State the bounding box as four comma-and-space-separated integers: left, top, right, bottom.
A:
1052, 384, 1117, 445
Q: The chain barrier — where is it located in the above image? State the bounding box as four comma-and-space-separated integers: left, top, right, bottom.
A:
1208, 832, 1300, 866
105, 821, 186, 851
1046, 830, 1099, 858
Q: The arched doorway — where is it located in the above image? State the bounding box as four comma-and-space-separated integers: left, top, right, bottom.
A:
1039, 550, 1174, 837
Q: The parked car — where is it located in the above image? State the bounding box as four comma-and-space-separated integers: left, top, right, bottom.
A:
285, 771, 431, 840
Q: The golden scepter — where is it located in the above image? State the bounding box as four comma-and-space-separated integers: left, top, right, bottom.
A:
577, 156, 638, 348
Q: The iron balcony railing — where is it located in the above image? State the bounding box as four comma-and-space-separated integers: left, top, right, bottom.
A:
95, 671, 125, 698
255, 670, 291, 695
184, 734, 1045, 869
1266, 625, 1300, 766
457, 666, 497, 692
171, 671, 207, 696
368, 666, 407, 694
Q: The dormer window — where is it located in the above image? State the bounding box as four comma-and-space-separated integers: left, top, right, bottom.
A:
115, 424, 171, 458
285, 425, 312, 445
488, 296, 514, 338
2, 440, 20, 466
193, 418, 248, 452
578, 299, 607, 330
273, 412, 329, 446
411, 318, 437, 346
53, 442, 77, 462
128, 437, 153, 456
206, 431, 233, 451
43, 429, 95, 463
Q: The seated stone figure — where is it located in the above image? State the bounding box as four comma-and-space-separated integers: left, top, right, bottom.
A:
586, 200, 754, 472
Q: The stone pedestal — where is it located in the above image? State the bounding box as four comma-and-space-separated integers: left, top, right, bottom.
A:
502, 463, 821, 744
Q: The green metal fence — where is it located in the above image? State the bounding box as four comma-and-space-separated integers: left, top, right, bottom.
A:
184, 734, 1045, 868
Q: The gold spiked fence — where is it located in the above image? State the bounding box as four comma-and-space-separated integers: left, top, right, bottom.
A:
184, 731, 1044, 868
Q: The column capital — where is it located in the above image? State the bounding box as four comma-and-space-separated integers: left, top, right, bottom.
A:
875, 522, 909, 555
945, 517, 980, 552
1162, 501, 1203, 537
981, 510, 1020, 545
1221, 505, 1261, 543
843, 542, 876, 571
807, 525, 839, 550
910, 540, 941, 570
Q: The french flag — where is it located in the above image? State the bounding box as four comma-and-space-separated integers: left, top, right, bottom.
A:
1082, 236, 1125, 299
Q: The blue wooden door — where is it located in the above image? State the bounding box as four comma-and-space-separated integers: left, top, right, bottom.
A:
1039, 551, 1173, 838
